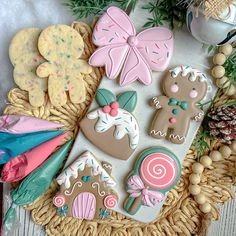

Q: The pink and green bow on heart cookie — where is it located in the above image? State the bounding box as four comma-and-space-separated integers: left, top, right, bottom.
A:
95, 89, 137, 115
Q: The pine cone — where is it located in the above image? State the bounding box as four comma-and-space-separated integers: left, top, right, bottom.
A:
206, 105, 236, 142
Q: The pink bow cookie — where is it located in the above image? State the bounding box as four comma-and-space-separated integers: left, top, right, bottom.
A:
89, 6, 174, 86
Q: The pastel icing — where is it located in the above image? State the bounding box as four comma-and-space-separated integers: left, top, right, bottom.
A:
57, 151, 116, 189
0, 130, 64, 164
0, 115, 63, 134
87, 108, 139, 149
170, 65, 207, 82
72, 192, 96, 220
140, 153, 179, 190
1, 133, 68, 182
123, 147, 181, 215
89, 6, 174, 86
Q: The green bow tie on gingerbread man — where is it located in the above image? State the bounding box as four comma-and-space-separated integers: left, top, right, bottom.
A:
168, 98, 188, 110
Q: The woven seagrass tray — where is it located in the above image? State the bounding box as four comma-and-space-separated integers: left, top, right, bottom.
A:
4, 21, 236, 236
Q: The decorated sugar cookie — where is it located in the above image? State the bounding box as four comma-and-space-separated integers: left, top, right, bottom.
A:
36, 24, 92, 107
80, 89, 139, 160
150, 66, 208, 144
9, 28, 47, 107
89, 6, 174, 86
54, 151, 119, 220
123, 147, 181, 215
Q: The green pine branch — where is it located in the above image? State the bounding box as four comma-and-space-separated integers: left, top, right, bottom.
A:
63, 0, 138, 19
142, 0, 188, 29
224, 48, 236, 85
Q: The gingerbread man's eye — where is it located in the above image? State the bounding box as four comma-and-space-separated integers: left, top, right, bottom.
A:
189, 88, 198, 98
174, 82, 178, 85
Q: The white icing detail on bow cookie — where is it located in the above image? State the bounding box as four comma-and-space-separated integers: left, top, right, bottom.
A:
194, 111, 204, 121
57, 151, 116, 189
92, 182, 106, 196
169, 134, 186, 141
150, 130, 167, 137
170, 66, 207, 82
64, 181, 83, 196
87, 108, 139, 149
152, 97, 161, 109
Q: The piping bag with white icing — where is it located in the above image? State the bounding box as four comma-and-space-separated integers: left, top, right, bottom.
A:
0, 115, 64, 134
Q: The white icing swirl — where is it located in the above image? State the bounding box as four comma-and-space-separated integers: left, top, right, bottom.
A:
87, 108, 139, 149
170, 66, 207, 82
57, 151, 116, 189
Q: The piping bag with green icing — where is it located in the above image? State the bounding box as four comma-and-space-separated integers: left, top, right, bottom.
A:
2, 140, 73, 235
0, 130, 64, 164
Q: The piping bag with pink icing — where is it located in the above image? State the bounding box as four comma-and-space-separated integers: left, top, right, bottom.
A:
89, 6, 174, 86
123, 147, 181, 215
1, 132, 68, 183
0, 115, 63, 134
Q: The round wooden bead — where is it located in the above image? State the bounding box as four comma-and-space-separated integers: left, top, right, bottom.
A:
189, 173, 201, 185
209, 150, 222, 161
219, 44, 233, 56
219, 145, 232, 158
194, 194, 206, 204
200, 202, 212, 213
189, 185, 201, 195
213, 53, 226, 65
211, 66, 225, 78
225, 85, 236, 96
200, 155, 212, 168
230, 140, 236, 152
215, 76, 230, 88
192, 163, 204, 174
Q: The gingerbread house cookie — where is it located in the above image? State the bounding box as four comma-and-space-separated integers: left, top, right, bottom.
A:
80, 89, 139, 160
54, 151, 119, 220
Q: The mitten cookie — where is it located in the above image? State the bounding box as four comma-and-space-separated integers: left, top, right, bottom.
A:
123, 147, 181, 215
36, 24, 92, 107
150, 66, 208, 144
80, 89, 139, 160
54, 151, 119, 220
9, 28, 47, 107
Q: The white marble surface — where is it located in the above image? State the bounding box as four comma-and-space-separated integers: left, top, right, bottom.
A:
0, 0, 235, 235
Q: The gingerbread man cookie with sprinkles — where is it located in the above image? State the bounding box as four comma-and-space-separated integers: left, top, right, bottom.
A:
9, 28, 47, 107
150, 66, 208, 144
36, 24, 92, 107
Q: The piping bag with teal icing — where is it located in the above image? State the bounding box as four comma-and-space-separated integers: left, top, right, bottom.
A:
0, 130, 64, 164
2, 140, 73, 235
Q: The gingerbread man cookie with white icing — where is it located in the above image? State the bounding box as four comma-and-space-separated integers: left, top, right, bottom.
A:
150, 66, 208, 144
80, 88, 139, 160
54, 151, 119, 220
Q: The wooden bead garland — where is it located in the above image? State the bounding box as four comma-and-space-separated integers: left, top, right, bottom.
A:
189, 140, 236, 213
212, 44, 236, 96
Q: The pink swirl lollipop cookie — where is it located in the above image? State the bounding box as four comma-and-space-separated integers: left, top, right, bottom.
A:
124, 147, 181, 215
